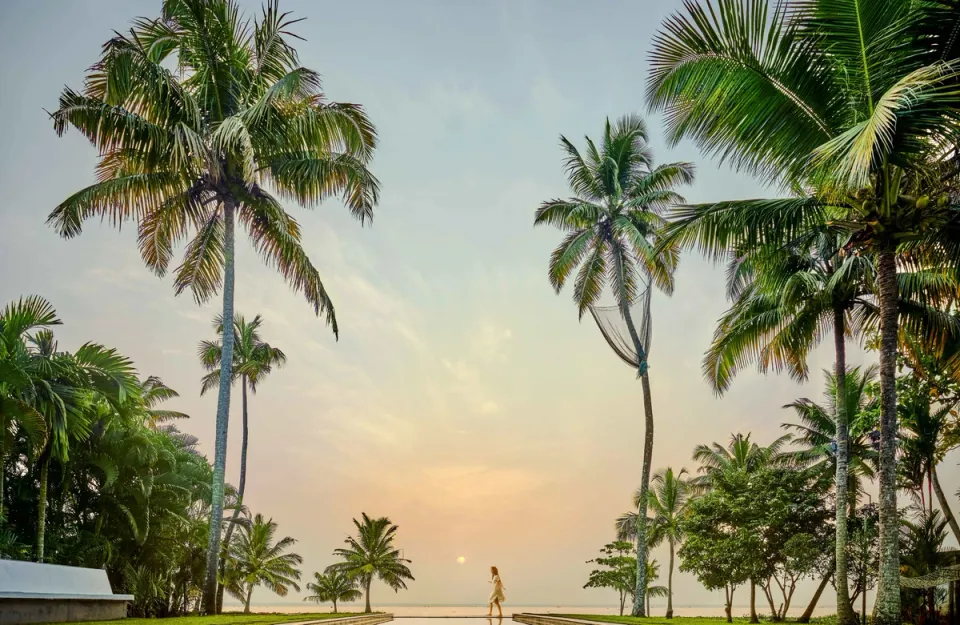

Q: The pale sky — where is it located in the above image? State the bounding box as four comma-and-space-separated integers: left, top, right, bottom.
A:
1, 0, 955, 613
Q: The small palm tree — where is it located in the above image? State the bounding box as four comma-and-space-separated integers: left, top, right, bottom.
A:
692, 433, 791, 491
647, 468, 691, 619
199, 311, 285, 604
644, 559, 669, 616
138, 376, 189, 429
229, 513, 302, 613
533, 114, 693, 616
783, 367, 878, 516
328, 513, 414, 613
304, 570, 362, 613
48, 1, 379, 608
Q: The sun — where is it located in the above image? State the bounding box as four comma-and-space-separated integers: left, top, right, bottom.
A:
457, 556, 466, 564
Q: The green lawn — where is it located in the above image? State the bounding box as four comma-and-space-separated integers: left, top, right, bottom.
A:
555, 616, 839, 625
50, 613, 376, 625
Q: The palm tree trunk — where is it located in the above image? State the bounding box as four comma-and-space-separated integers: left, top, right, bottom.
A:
217, 375, 249, 613
834, 307, 858, 625
202, 200, 237, 615
244, 583, 253, 613
364, 576, 372, 613
797, 567, 833, 623
334, 599, 338, 614
35, 451, 50, 562
873, 247, 900, 625
666, 538, 675, 619
613, 251, 653, 619
933, 465, 960, 544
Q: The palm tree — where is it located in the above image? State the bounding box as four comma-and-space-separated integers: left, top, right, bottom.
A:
646, 468, 691, 619
648, 3, 960, 621
692, 433, 791, 491
138, 376, 190, 429
783, 367, 879, 514
229, 513, 302, 613
25, 330, 138, 562
48, 0, 379, 610
328, 513, 414, 613
0, 296, 57, 521
644, 559, 669, 616
533, 115, 693, 616
199, 312, 285, 612
304, 570, 362, 613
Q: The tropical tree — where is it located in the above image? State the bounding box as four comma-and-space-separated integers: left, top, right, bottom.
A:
533, 114, 693, 616
646, 468, 691, 618
26, 331, 138, 562
0, 296, 57, 520
328, 513, 414, 613
137, 376, 189, 429
48, 0, 379, 610
199, 312, 285, 611
584, 540, 638, 616
783, 366, 879, 515
691, 433, 791, 622
304, 569, 362, 613
648, 2, 960, 622
692, 432, 790, 490
783, 366, 879, 620
229, 513, 302, 613
644, 559, 669, 616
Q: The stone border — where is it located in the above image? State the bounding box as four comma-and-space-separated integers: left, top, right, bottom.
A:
280, 614, 394, 625
513, 614, 613, 625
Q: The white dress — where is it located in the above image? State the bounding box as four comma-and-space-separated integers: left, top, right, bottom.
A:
489, 575, 506, 602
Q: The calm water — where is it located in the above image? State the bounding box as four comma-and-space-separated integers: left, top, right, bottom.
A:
239, 605, 836, 618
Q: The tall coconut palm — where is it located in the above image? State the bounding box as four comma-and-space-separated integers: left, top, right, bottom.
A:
328, 513, 414, 613
48, 0, 379, 610
533, 115, 693, 616
199, 312, 285, 611
304, 569, 362, 613
646, 468, 691, 619
648, 2, 960, 621
229, 513, 302, 613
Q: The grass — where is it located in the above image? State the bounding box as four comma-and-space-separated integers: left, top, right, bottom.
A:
50, 612, 378, 625
555, 617, 839, 625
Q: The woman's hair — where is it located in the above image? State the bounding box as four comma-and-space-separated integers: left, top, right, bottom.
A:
491, 566, 499, 576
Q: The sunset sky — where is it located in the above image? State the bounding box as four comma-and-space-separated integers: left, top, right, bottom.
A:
1, 0, 953, 612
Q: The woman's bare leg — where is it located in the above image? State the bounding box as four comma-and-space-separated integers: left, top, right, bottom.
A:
495, 599, 502, 618
487, 603, 493, 617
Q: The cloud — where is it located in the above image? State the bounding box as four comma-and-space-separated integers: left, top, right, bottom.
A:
472, 320, 512, 362
441, 358, 500, 415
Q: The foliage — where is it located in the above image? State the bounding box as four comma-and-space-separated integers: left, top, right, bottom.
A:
227, 513, 302, 613
48, 0, 380, 609
584, 540, 638, 616
681, 459, 831, 621
304, 569, 362, 613
327, 512, 414, 613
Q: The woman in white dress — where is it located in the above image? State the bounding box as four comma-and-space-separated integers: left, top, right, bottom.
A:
488, 566, 506, 617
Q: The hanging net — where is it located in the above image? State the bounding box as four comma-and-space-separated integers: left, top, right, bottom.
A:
587, 278, 653, 373
900, 565, 960, 589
